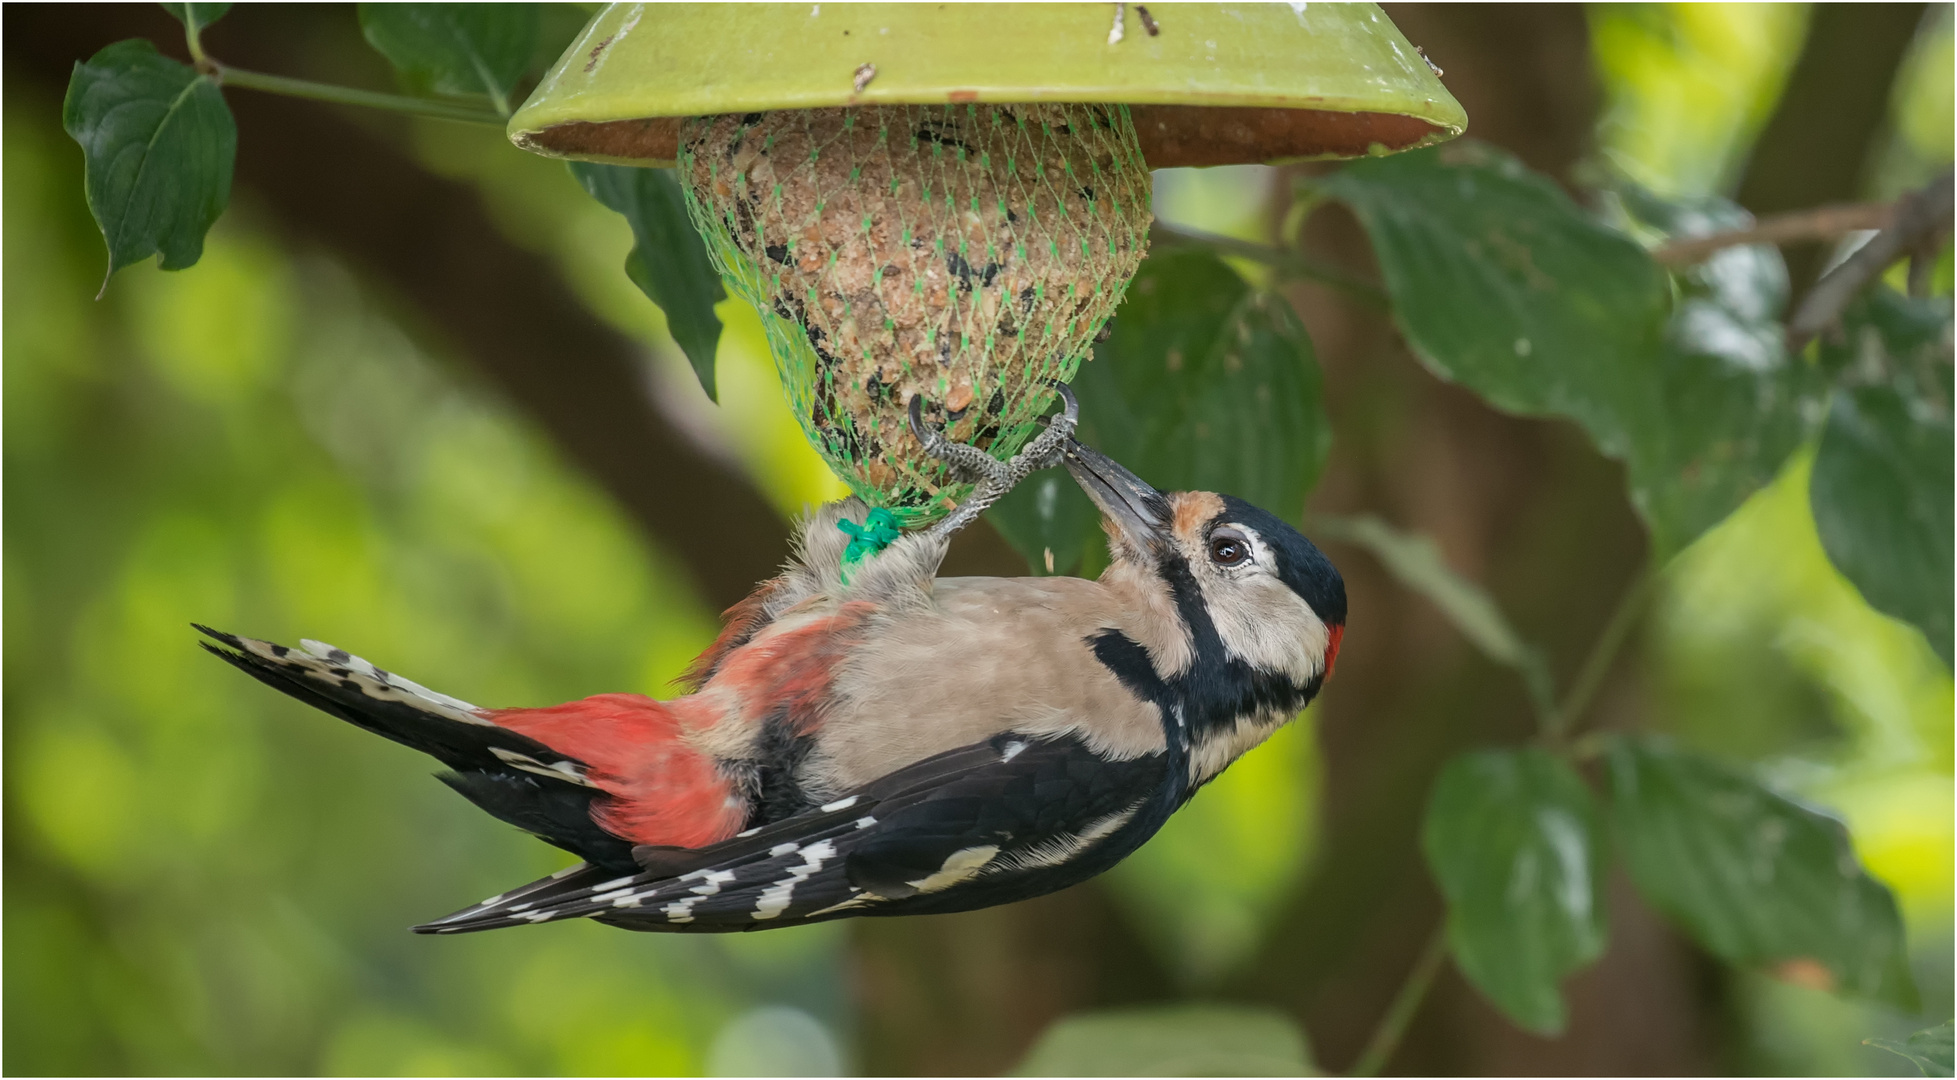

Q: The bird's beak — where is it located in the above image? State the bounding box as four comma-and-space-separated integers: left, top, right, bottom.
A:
1063, 439, 1171, 554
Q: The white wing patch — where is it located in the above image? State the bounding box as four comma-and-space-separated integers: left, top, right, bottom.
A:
417, 787, 895, 933
994, 803, 1142, 873
658, 868, 737, 922
805, 885, 887, 918
907, 845, 1000, 893
752, 840, 840, 919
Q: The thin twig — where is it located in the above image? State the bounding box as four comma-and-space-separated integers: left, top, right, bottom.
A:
1789, 169, 1955, 350
212, 64, 508, 126
182, 14, 210, 66
1149, 223, 1389, 307
1349, 924, 1449, 1077
1548, 565, 1658, 743
1652, 201, 1896, 265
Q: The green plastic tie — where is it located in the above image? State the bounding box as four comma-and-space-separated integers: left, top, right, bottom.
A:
838, 508, 902, 581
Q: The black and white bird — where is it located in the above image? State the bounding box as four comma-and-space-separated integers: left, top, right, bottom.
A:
200, 435, 1345, 934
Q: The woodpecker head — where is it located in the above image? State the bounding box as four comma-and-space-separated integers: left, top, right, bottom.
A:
1065, 440, 1346, 709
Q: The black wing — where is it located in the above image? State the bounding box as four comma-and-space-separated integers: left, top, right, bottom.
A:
416, 731, 1169, 934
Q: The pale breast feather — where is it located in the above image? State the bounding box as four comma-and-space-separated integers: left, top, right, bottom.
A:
807, 576, 1169, 794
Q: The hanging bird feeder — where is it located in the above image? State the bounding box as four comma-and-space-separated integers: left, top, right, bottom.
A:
509, 2, 1466, 526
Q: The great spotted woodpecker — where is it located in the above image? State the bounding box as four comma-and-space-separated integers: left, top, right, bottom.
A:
200, 435, 1344, 934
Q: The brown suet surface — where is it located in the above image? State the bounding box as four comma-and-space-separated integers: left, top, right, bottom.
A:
680, 103, 1152, 526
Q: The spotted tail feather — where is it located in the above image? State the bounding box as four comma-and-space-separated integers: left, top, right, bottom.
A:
196, 625, 635, 867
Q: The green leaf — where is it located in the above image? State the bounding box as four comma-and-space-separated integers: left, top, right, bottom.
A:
1089, 253, 1332, 509
1809, 288, 1955, 667
357, 3, 539, 112
1815, 281, 1955, 386
571, 162, 727, 400
989, 249, 1329, 574
62, 39, 236, 293
158, 3, 232, 37
1614, 187, 1819, 559
1604, 737, 1916, 1009
1869, 1021, 1956, 1077
529, 4, 595, 77
1324, 150, 1820, 562
1012, 1005, 1316, 1077
1318, 140, 1668, 460
1422, 748, 1607, 1035
1311, 514, 1552, 710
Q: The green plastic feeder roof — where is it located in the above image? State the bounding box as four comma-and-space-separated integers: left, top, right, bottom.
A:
509, 2, 1468, 169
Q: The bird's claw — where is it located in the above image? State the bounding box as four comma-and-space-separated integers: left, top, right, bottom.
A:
908, 393, 1010, 485
909, 382, 1079, 542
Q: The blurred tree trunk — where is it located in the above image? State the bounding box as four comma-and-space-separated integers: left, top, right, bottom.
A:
1736, 3, 1931, 292
4, 3, 790, 614
1242, 5, 1725, 1075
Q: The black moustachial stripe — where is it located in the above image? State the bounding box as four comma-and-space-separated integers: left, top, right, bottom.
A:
1153, 551, 1324, 734
1083, 531, 1334, 816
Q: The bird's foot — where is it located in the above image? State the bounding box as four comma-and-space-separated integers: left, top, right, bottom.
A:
909, 383, 1078, 542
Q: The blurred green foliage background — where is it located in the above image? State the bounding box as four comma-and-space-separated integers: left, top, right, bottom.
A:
5, 3, 1952, 1075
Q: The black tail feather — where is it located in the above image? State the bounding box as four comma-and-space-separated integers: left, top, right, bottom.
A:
198, 625, 629, 867
412, 860, 621, 934
439, 770, 637, 869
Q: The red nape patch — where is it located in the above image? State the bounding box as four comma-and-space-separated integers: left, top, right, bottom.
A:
490, 694, 743, 849
1323, 623, 1345, 678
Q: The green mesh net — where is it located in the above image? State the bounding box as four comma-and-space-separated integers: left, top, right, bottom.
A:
679, 103, 1152, 527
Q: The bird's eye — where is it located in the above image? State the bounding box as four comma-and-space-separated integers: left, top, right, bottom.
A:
1209, 528, 1251, 567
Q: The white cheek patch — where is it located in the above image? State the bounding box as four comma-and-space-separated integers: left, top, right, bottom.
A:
1204, 529, 1330, 684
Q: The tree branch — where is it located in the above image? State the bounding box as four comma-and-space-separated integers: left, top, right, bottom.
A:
1733, 3, 1931, 290
1551, 564, 1658, 742
1789, 169, 1954, 349
211, 63, 507, 126
1348, 925, 1449, 1077
1651, 200, 1896, 266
